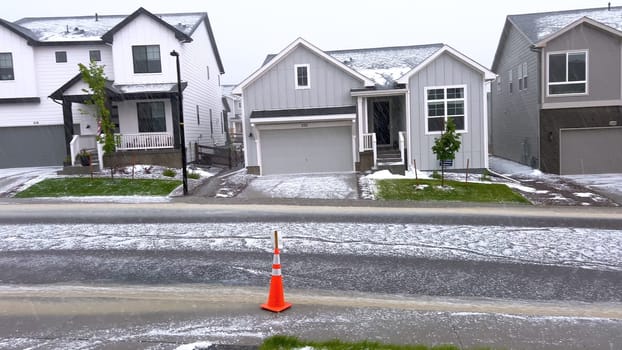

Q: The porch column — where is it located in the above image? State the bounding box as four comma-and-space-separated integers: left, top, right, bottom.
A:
357, 96, 364, 150
170, 95, 181, 149
62, 98, 74, 158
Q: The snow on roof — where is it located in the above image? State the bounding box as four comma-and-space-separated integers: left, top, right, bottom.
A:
14, 12, 204, 42
509, 6, 622, 43
113, 83, 178, 93
328, 44, 443, 87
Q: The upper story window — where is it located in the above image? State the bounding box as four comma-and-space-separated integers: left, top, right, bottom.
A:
496, 75, 501, 93
425, 85, 467, 134
295, 64, 310, 89
132, 45, 161, 74
508, 69, 513, 93
521, 62, 528, 90
0, 53, 14, 80
55, 51, 67, 63
548, 51, 587, 95
137, 101, 166, 132
89, 50, 101, 62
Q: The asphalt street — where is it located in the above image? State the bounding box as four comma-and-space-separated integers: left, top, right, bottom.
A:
1, 249, 621, 303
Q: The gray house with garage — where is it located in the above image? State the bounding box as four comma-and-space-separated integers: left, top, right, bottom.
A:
233, 38, 495, 176
491, 5, 622, 175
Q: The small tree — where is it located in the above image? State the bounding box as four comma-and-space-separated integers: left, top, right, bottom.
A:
78, 61, 115, 154
431, 118, 461, 186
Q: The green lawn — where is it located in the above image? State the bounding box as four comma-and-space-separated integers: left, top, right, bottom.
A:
375, 178, 529, 204
14, 177, 181, 198
260, 335, 491, 350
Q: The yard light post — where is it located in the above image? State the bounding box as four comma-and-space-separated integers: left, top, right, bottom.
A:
170, 50, 188, 195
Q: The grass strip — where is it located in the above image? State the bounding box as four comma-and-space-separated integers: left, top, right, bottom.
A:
15, 177, 181, 198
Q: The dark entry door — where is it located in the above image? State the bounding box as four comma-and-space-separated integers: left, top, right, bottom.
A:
373, 101, 390, 145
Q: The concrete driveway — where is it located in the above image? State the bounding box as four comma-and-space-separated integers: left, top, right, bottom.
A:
237, 172, 359, 200
0, 166, 61, 197
565, 173, 622, 205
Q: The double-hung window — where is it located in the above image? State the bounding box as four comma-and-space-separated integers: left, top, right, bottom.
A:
295, 64, 310, 89
548, 51, 587, 95
0, 53, 14, 80
137, 102, 166, 132
425, 85, 467, 133
132, 45, 162, 74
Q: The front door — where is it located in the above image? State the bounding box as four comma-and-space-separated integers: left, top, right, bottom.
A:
373, 101, 390, 145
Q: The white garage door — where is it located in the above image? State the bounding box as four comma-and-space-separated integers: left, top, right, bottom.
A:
260, 125, 353, 175
560, 127, 622, 175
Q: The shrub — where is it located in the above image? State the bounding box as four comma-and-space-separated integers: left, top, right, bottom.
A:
431, 170, 441, 179
162, 168, 176, 177
188, 171, 201, 179
481, 169, 491, 181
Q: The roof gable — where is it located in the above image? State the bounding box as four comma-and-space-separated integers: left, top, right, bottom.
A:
509, 5, 622, 44
101, 7, 192, 43
396, 45, 496, 84
233, 37, 375, 94
534, 16, 622, 47
0, 17, 38, 44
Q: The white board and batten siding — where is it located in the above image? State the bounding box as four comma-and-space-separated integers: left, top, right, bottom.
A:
0, 27, 37, 103
243, 44, 365, 167
110, 14, 180, 85
408, 52, 487, 170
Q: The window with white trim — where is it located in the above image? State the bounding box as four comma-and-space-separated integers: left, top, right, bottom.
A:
0, 53, 14, 80
522, 62, 528, 90
425, 85, 466, 133
496, 75, 501, 93
295, 64, 310, 89
518, 64, 523, 90
508, 69, 513, 93
548, 51, 587, 95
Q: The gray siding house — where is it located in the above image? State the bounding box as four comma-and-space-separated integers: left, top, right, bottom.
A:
491, 6, 622, 174
233, 38, 494, 176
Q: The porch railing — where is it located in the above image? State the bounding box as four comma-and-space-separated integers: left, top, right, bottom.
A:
362, 133, 377, 168
398, 131, 406, 165
114, 132, 174, 150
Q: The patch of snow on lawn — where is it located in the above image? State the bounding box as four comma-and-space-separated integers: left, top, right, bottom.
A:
575, 192, 595, 198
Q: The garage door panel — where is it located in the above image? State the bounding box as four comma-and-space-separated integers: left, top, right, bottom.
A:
560, 127, 622, 175
261, 126, 352, 175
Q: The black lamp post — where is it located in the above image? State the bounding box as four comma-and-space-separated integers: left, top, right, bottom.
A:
170, 50, 188, 195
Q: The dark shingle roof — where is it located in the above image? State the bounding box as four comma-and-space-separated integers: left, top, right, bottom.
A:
509, 6, 622, 43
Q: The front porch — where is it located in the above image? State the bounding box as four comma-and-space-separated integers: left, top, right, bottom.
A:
354, 89, 408, 172
50, 74, 186, 170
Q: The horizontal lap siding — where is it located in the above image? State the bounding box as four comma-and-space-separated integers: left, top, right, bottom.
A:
409, 52, 486, 170
490, 24, 540, 168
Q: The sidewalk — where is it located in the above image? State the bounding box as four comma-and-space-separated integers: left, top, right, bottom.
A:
1, 284, 620, 350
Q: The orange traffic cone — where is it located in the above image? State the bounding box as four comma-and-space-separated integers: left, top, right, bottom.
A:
261, 230, 292, 313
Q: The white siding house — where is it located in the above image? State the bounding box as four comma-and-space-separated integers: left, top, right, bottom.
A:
0, 7, 225, 168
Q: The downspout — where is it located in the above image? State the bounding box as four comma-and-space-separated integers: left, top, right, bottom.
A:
530, 44, 543, 170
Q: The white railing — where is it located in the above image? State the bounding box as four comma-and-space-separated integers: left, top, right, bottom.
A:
69, 135, 80, 166
362, 133, 377, 168
115, 132, 174, 150
398, 131, 406, 165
